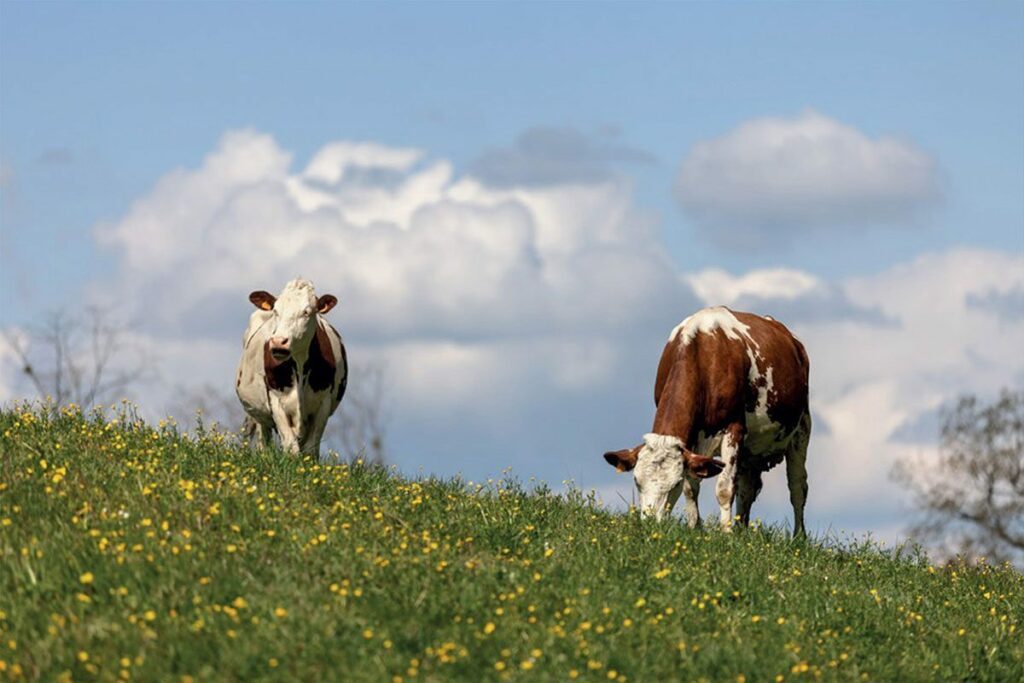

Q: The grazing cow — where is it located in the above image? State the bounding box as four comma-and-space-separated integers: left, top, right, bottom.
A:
236, 279, 348, 457
603, 306, 811, 535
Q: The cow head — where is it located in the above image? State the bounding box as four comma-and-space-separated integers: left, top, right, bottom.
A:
603, 433, 724, 521
249, 279, 337, 362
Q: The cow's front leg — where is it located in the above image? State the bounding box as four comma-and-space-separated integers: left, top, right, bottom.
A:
269, 395, 301, 455
716, 424, 744, 531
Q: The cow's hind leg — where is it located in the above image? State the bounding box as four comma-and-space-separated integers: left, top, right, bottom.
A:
256, 421, 274, 450
785, 413, 811, 538
735, 465, 763, 527
715, 423, 744, 532
681, 475, 701, 528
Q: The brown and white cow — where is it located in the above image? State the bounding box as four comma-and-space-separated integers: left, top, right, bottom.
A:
235, 279, 348, 457
603, 306, 811, 535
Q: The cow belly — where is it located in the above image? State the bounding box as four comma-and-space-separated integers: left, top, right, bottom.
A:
236, 367, 272, 424
744, 410, 797, 462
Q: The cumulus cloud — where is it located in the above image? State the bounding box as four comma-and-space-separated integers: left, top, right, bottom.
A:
967, 284, 1024, 323
469, 126, 655, 188
92, 128, 697, 429
675, 110, 942, 247
63, 126, 1024, 550
0, 328, 29, 404
96, 130, 685, 343
685, 267, 892, 324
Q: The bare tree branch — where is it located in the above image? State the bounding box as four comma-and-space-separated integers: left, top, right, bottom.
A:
892, 388, 1024, 566
1, 307, 150, 409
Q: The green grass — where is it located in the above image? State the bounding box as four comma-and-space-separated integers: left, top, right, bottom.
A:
1, 405, 1021, 682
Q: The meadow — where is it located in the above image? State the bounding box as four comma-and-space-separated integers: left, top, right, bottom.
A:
1, 405, 1021, 682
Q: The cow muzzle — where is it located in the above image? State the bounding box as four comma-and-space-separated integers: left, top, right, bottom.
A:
269, 337, 291, 361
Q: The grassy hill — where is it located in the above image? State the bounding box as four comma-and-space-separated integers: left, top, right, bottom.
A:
1, 405, 1021, 682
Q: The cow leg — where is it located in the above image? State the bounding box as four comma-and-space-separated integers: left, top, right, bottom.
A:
256, 422, 274, 450
269, 397, 301, 455
681, 475, 701, 528
715, 424, 744, 532
302, 400, 334, 460
735, 466, 763, 527
785, 414, 811, 538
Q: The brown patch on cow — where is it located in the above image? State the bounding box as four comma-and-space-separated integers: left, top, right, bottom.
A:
304, 324, 336, 392
653, 335, 681, 408
249, 290, 276, 311
652, 329, 748, 443
264, 341, 295, 391
603, 445, 642, 472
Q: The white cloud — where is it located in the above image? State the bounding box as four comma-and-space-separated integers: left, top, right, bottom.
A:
675, 110, 942, 247
685, 267, 891, 324
92, 129, 697, 425
11, 126, 1014, 552
0, 328, 29, 404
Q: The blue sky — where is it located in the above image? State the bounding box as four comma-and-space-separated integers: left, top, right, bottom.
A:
2, 2, 1023, 545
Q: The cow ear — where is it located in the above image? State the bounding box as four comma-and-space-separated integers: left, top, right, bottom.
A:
603, 446, 639, 473
317, 295, 338, 314
249, 291, 276, 311
683, 451, 724, 479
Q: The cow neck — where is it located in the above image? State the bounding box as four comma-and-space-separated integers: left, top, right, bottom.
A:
650, 363, 701, 447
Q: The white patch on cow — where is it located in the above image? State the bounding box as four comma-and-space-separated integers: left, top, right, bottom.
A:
668, 306, 756, 348
744, 347, 791, 456
270, 386, 303, 452
633, 433, 686, 521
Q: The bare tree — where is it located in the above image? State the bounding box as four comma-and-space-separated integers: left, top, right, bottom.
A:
2, 307, 150, 409
893, 389, 1024, 565
326, 361, 390, 464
